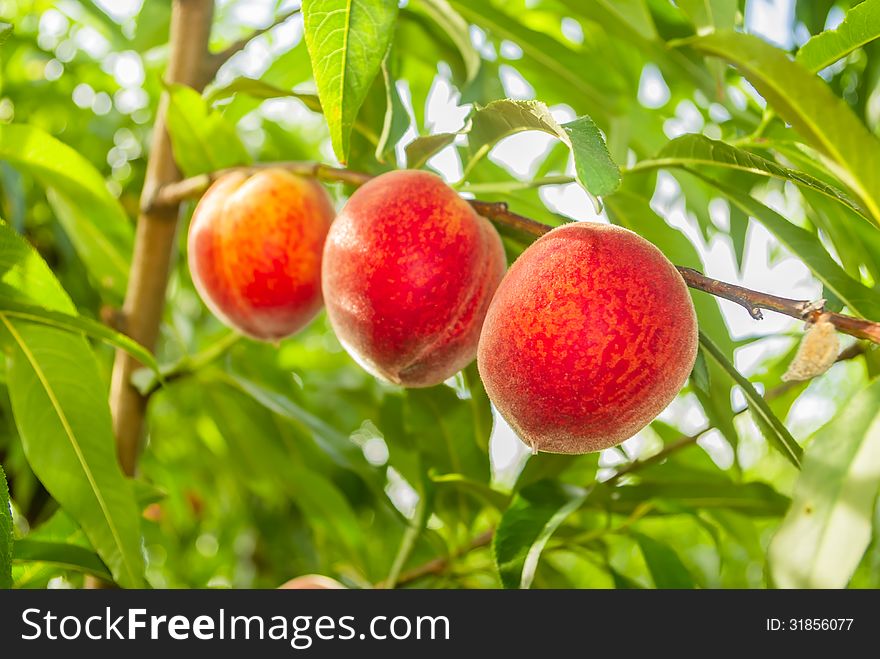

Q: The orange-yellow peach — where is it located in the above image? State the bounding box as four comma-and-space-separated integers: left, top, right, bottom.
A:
478, 223, 698, 454
187, 169, 334, 340
322, 170, 506, 387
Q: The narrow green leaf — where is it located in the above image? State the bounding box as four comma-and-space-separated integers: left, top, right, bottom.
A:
494, 480, 590, 589
687, 171, 880, 320
797, 0, 880, 72
0, 464, 11, 589
375, 53, 410, 164
465, 100, 619, 206
429, 472, 511, 509
12, 540, 112, 582
449, 0, 623, 115
592, 480, 789, 516
0, 124, 132, 301
0, 298, 159, 374
405, 133, 458, 168
410, 0, 480, 83
685, 31, 880, 225
302, 0, 400, 163
634, 134, 863, 218
699, 331, 802, 469
0, 221, 144, 588
631, 532, 696, 589
206, 77, 322, 112
166, 83, 252, 177
769, 377, 880, 588
220, 373, 382, 487
676, 0, 737, 34
690, 347, 711, 396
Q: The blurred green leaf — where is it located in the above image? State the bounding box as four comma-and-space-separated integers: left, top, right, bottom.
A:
638, 134, 863, 218
769, 376, 880, 588
675, 0, 737, 33
699, 331, 803, 469
0, 464, 11, 589
0, 21, 11, 45
166, 83, 251, 177
796, 0, 880, 72
0, 222, 144, 588
409, 0, 480, 83
302, 0, 400, 163
0, 124, 133, 301
12, 540, 112, 582
686, 31, 880, 225
0, 297, 159, 374
405, 133, 457, 168
631, 532, 696, 588
430, 472, 510, 509
494, 480, 590, 589
206, 77, 322, 111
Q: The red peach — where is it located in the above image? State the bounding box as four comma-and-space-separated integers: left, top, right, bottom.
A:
278, 574, 346, 589
477, 222, 698, 454
322, 170, 506, 387
188, 169, 334, 340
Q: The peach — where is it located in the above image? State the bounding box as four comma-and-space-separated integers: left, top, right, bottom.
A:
322, 170, 506, 387
477, 223, 698, 454
187, 169, 334, 340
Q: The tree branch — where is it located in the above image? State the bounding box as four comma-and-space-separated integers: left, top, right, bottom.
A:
109, 0, 215, 478
153, 163, 880, 347
200, 8, 300, 87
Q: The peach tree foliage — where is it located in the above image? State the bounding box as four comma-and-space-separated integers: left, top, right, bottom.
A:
0, 0, 879, 589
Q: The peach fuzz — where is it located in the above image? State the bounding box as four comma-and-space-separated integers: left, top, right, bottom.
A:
322, 170, 506, 387
478, 222, 698, 454
187, 169, 334, 340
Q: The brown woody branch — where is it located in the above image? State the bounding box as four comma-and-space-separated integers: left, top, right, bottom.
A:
153, 163, 880, 347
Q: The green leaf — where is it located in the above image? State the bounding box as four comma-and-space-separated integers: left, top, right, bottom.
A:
631, 532, 696, 588
687, 171, 880, 320
685, 31, 880, 225
375, 52, 410, 164
410, 0, 480, 84
302, 0, 400, 163
429, 472, 511, 509
494, 480, 590, 589
675, 0, 737, 34
405, 133, 458, 169
465, 100, 620, 207
0, 464, 11, 589
0, 298, 159, 374
166, 83, 252, 177
0, 124, 132, 301
635, 134, 863, 218
698, 331, 803, 469
796, 0, 880, 72
0, 21, 12, 45
769, 377, 880, 588
449, 0, 623, 116
12, 540, 112, 582
690, 347, 710, 395
206, 77, 322, 112
220, 373, 382, 487
0, 221, 144, 588
593, 480, 789, 516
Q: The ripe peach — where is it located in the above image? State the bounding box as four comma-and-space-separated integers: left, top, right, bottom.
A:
477, 223, 698, 454
322, 170, 506, 387
278, 575, 345, 589
188, 169, 334, 340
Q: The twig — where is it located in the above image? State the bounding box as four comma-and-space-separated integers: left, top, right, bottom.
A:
201, 9, 300, 87
153, 163, 880, 347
